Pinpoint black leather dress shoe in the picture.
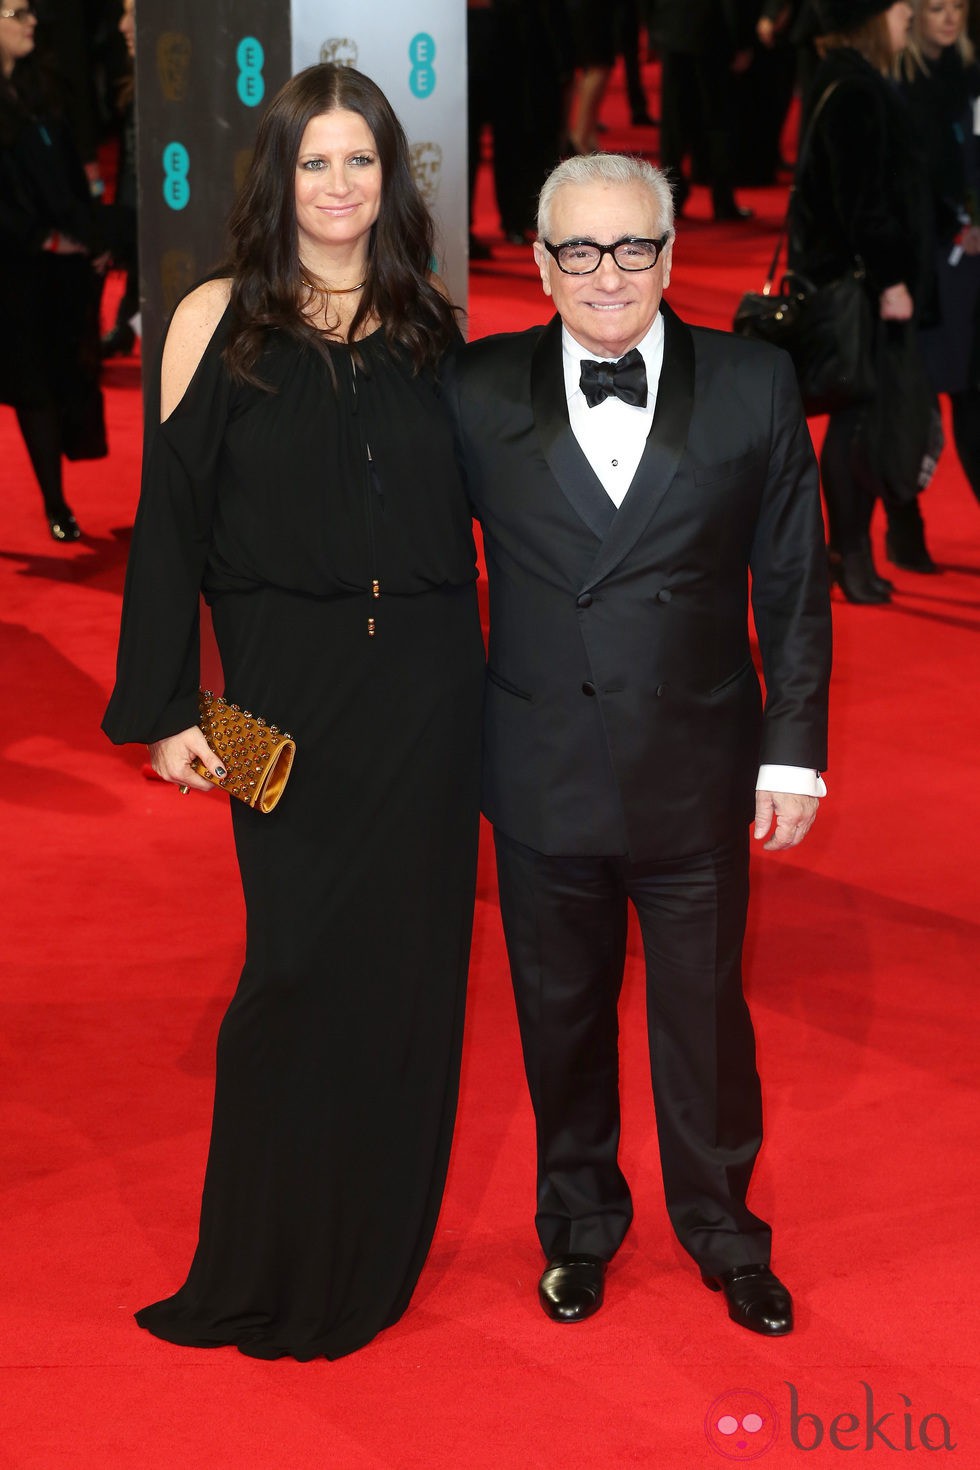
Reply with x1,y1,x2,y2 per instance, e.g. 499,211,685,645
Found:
701,1263,793,1336
539,1254,606,1323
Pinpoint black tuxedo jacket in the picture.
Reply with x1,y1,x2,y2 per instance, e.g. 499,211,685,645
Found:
445,302,832,861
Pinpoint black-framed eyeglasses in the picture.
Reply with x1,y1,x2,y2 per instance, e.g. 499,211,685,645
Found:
0,4,36,19
542,234,670,275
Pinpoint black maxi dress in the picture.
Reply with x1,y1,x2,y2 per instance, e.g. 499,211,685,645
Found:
102,309,484,1361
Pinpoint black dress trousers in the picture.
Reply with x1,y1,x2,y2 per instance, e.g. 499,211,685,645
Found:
493,827,773,1275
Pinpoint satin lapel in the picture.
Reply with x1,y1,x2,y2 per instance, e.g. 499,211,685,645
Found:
531,314,617,541
582,302,696,592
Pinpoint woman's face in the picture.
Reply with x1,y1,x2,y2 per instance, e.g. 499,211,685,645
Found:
294,109,382,263
119,0,135,60
917,0,966,56
885,0,914,53
0,2,37,76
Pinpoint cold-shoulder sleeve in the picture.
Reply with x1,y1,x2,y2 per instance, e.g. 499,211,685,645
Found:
102,311,233,744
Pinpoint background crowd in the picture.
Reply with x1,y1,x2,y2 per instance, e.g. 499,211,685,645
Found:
2,0,979,590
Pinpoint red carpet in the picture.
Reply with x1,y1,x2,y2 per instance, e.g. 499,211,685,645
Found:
1,69,978,1469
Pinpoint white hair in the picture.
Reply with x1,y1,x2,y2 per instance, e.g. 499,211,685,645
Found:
536,153,675,241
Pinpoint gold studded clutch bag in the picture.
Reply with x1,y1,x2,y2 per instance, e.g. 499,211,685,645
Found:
191,689,296,814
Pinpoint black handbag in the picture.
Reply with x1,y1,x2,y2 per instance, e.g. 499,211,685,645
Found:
732,83,876,415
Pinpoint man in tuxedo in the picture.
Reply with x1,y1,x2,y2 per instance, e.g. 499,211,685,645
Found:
445,153,831,1336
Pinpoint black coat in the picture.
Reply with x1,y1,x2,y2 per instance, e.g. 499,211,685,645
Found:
789,48,930,306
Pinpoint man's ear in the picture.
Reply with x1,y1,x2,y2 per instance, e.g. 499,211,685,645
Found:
532,242,553,299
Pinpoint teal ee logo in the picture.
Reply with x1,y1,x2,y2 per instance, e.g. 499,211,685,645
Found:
408,32,435,98
162,142,189,210
236,36,265,106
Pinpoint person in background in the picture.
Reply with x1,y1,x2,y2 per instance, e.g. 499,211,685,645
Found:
100,0,138,356
656,0,758,219
490,0,570,245
735,0,799,185
565,0,615,154
0,0,107,542
900,0,980,509
32,0,106,198
102,63,483,1362
789,0,935,600
615,0,658,126
466,0,497,260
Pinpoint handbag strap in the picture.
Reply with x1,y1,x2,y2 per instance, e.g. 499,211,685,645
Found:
763,81,842,291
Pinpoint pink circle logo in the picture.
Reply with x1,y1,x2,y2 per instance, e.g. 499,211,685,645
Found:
705,1390,780,1460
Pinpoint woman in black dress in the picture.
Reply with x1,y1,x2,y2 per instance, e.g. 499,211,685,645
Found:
102,64,484,1361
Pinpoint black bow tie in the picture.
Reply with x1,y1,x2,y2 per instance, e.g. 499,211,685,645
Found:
579,348,648,408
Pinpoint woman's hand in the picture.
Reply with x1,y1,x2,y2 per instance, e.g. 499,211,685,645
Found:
879,283,913,321
148,726,224,793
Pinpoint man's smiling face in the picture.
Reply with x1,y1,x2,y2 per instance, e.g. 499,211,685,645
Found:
533,180,673,359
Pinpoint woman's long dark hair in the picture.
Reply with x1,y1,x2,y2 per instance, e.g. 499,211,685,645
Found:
223,64,459,384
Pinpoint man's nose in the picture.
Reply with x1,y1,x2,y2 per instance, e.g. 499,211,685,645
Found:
593,254,625,286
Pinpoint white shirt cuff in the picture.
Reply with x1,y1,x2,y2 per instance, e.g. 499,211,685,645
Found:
757,765,827,798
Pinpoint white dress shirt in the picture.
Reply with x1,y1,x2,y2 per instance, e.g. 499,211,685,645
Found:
562,317,826,801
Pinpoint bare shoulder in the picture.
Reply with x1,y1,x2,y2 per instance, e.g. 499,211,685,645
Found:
160,277,233,421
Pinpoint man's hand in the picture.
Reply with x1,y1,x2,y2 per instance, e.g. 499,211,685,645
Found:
753,790,819,850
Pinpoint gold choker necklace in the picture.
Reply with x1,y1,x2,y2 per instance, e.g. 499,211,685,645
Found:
301,276,366,297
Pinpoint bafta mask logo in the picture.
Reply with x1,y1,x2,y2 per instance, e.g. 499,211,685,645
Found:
161,249,195,314
410,141,442,206
157,32,191,103
319,38,358,68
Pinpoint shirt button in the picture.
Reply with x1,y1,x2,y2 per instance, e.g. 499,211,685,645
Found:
611,458,619,467
656,684,667,697
577,593,593,609
657,589,672,603
582,681,596,696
